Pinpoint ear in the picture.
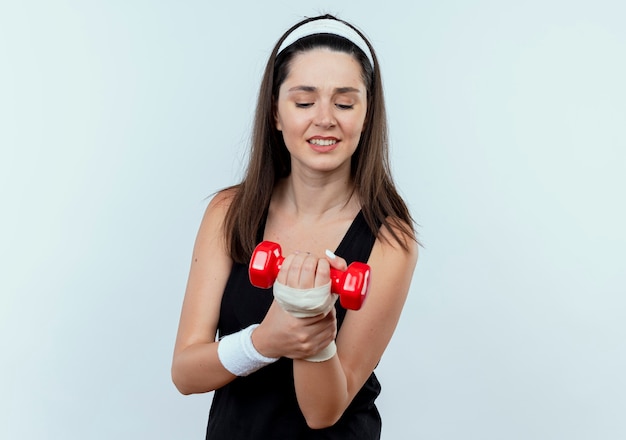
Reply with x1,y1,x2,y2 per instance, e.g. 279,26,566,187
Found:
273,99,282,131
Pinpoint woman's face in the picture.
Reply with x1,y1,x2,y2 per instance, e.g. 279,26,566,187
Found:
275,48,367,175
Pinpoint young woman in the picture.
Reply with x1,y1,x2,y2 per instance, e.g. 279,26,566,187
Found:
172,14,418,439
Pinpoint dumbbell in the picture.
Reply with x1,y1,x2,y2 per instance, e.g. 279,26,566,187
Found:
249,240,371,310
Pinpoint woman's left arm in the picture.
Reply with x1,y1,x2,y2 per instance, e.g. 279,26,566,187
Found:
293,223,419,429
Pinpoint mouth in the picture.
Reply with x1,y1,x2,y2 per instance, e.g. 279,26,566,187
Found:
308,138,338,147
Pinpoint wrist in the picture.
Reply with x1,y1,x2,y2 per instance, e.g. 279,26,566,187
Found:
251,323,279,359
217,324,279,376
305,340,337,362
273,281,335,317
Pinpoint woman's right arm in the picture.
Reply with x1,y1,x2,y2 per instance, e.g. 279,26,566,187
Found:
171,189,237,395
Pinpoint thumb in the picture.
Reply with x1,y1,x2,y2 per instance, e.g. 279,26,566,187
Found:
325,249,348,271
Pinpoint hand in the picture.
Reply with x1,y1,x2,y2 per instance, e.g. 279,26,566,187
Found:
276,249,349,288
254,251,346,359
254,300,337,360
277,251,331,289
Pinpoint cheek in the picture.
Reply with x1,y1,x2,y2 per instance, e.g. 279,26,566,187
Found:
279,113,310,137
275,105,298,133
345,114,367,137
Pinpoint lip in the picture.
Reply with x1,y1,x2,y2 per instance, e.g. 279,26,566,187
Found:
308,136,339,153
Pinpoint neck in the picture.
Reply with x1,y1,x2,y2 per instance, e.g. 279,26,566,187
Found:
275,171,357,220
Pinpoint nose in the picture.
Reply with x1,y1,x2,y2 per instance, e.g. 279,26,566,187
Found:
314,102,336,128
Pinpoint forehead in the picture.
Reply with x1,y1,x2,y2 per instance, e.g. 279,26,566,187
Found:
281,48,366,91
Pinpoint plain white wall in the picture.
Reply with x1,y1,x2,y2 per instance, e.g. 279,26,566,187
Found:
1,1,624,439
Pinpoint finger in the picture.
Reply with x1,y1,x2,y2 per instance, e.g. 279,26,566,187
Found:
285,252,306,287
325,249,348,271
284,252,317,288
297,254,318,289
315,258,331,287
276,253,296,285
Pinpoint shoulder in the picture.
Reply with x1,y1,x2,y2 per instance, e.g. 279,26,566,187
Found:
207,186,238,212
379,217,418,255
202,187,238,225
371,217,418,275
196,187,239,249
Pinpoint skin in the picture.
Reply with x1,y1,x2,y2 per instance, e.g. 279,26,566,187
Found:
171,48,418,429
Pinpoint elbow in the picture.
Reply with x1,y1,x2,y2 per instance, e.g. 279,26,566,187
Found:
172,374,215,396
171,368,192,395
171,356,224,395
306,419,339,430
172,374,203,396
173,382,194,396
171,359,197,396
303,411,342,430
175,386,194,396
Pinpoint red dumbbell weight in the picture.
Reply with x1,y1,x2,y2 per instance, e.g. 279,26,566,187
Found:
249,241,371,310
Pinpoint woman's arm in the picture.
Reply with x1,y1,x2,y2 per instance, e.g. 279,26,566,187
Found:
173,189,345,394
171,190,238,394
292,222,418,428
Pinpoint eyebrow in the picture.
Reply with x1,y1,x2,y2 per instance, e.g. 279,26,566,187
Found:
287,85,362,94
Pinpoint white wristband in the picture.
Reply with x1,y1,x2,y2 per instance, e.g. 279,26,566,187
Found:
217,324,278,376
273,281,338,362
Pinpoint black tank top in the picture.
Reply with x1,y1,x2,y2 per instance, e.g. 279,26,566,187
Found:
206,211,381,440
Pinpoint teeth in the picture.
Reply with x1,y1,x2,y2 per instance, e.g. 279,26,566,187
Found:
309,139,337,146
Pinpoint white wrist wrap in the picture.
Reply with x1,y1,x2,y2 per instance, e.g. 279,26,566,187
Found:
217,324,278,376
273,281,337,318
304,340,337,362
273,281,338,362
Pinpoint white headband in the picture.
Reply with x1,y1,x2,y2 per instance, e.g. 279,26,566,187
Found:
277,18,374,68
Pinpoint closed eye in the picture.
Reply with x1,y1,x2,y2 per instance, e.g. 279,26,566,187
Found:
295,103,313,108
336,104,354,110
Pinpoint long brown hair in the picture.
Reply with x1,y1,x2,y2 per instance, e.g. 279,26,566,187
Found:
223,14,416,263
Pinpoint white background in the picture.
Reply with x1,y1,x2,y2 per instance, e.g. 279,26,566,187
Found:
1,1,625,439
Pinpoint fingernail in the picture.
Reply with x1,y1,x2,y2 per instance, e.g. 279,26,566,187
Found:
325,249,336,259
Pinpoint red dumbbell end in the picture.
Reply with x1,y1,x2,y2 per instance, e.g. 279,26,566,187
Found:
249,241,283,288
336,262,371,310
